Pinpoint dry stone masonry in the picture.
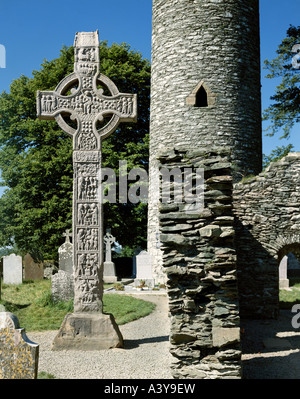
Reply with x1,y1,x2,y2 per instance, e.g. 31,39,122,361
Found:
234,153,300,319
158,147,241,379
51,230,74,302
148,0,262,282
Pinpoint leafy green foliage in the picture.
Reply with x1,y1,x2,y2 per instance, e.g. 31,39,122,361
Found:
0,42,150,259
263,25,300,139
262,144,294,169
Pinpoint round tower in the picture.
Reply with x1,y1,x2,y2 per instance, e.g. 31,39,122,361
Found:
148,0,262,281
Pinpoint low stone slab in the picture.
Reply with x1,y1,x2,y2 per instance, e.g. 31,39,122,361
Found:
0,312,39,379
51,270,74,302
52,312,124,351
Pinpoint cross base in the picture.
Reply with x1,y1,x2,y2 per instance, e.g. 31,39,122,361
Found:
103,261,117,283
52,312,123,350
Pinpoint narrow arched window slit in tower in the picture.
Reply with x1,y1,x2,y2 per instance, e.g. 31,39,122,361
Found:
196,85,208,107
186,80,216,108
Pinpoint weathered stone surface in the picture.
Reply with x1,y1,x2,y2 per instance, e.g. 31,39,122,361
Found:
148,0,262,285
158,148,241,379
212,327,240,348
37,31,137,350
23,253,43,281
234,153,300,319
58,230,73,275
134,250,154,287
103,230,117,283
0,312,39,379
52,312,123,350
51,270,74,302
103,261,117,284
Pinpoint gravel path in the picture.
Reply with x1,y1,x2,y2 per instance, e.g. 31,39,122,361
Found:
29,293,173,379
28,292,300,379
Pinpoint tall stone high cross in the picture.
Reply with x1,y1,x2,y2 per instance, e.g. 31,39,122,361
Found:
37,31,137,350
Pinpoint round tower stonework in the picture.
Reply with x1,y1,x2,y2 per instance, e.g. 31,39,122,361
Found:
148,0,262,282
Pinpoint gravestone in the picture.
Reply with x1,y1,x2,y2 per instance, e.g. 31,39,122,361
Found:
37,30,137,350
3,254,23,285
58,229,73,274
279,255,289,289
134,250,154,288
0,312,39,379
23,253,44,281
51,270,74,302
103,229,117,283
52,229,74,302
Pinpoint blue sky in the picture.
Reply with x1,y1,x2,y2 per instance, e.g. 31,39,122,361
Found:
0,0,299,160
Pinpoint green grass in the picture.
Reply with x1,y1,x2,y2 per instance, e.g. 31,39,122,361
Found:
103,294,156,325
280,283,300,309
38,371,57,379
0,279,156,331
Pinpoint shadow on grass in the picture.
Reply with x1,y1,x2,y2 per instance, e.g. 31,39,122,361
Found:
0,300,31,312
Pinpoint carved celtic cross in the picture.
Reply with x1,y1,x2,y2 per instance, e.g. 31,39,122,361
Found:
37,31,137,313
104,229,115,263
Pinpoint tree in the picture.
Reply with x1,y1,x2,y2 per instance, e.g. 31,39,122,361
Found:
262,144,294,169
0,42,150,260
263,25,300,139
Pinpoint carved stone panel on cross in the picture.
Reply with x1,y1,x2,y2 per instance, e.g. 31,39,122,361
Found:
37,76,137,147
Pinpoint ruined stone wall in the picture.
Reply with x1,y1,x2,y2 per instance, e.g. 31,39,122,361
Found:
158,147,241,379
234,153,300,319
148,0,262,282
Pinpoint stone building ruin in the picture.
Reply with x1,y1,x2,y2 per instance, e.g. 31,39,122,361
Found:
147,0,300,378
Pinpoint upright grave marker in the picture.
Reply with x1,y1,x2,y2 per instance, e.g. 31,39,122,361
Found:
3,254,23,285
37,31,137,350
134,250,154,288
52,229,74,302
58,229,73,275
23,253,44,281
0,312,39,379
103,229,117,283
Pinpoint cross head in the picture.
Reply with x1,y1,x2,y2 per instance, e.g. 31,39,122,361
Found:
62,229,72,244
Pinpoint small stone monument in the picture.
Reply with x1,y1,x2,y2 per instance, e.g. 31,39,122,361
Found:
52,229,75,302
134,250,155,288
51,270,74,302
58,229,73,274
279,255,289,289
0,312,39,379
3,254,23,285
37,30,137,350
103,229,117,283
23,253,44,281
